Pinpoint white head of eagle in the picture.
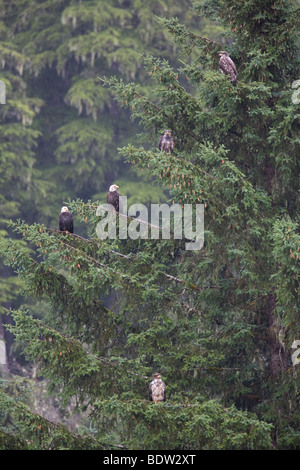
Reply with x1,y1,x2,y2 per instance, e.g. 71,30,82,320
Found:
59,206,74,233
149,372,166,403
107,184,120,212
219,51,238,87
109,184,119,193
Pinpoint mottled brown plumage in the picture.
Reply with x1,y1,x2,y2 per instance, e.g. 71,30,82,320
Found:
158,130,174,154
219,51,238,87
149,373,166,403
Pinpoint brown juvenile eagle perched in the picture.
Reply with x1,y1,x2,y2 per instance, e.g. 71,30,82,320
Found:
59,206,74,233
219,51,238,87
149,373,166,403
158,130,174,154
107,184,120,212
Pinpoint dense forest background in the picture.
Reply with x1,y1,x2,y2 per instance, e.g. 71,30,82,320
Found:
0,0,300,451
0,0,202,364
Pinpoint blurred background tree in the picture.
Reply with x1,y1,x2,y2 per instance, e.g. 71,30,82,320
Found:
0,0,208,368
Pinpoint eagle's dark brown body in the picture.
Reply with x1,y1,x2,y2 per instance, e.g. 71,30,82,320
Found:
219,51,238,87
158,130,174,154
107,184,120,212
59,207,74,233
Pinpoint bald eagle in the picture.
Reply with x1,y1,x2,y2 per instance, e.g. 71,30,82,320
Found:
107,184,120,212
219,51,238,87
158,130,174,154
59,206,74,233
149,373,166,403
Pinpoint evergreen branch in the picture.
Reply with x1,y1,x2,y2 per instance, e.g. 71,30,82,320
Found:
4,219,204,293
117,210,162,233
3,308,150,382
45,227,93,243
44,226,131,259
117,209,198,243
188,31,221,48
126,88,204,145
155,16,221,49
100,75,204,145
159,272,202,292
5,227,204,300
60,239,203,293
0,389,105,450
56,241,137,285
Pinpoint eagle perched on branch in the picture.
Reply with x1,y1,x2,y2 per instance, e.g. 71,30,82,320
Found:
219,51,238,87
107,184,120,212
158,130,174,154
149,373,166,403
59,206,74,234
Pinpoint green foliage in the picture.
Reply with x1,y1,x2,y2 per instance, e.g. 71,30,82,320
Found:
271,218,300,334
92,398,273,450
0,0,200,363
0,0,200,217
0,378,105,450
1,0,300,451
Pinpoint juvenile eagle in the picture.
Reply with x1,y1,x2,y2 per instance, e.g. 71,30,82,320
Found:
219,51,238,87
107,184,120,212
158,130,174,154
59,206,74,233
149,373,166,403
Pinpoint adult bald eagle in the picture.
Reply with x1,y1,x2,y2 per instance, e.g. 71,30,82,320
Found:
59,206,74,233
107,184,120,212
158,130,174,154
219,51,238,87
149,373,166,403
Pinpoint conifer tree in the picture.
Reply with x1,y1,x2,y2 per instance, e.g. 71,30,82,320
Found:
0,0,200,225
1,0,300,450
0,7,44,369
0,0,199,364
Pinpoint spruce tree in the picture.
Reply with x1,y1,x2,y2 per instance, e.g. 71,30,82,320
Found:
0,0,200,225
0,0,198,365
1,0,300,450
